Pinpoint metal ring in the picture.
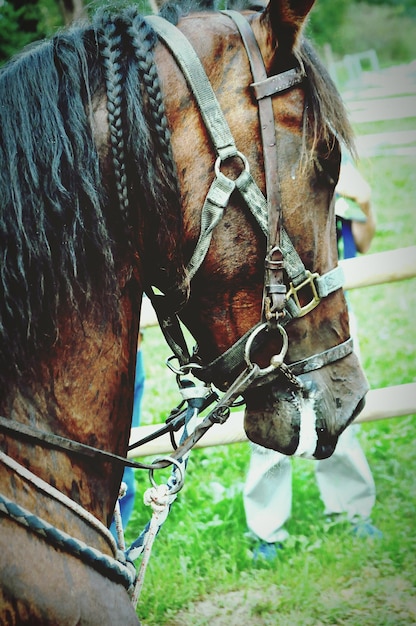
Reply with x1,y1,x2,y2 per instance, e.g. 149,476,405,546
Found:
244,322,289,376
214,150,250,179
166,356,203,376
148,456,185,495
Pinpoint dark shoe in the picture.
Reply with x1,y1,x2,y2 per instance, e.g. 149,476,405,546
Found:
252,541,283,562
351,520,383,539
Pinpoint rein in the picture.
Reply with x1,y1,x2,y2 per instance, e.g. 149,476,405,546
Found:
0,414,169,471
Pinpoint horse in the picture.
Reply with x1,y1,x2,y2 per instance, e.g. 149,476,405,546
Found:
0,0,369,622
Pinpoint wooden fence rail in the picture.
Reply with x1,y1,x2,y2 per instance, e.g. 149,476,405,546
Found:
340,246,416,290
129,246,416,459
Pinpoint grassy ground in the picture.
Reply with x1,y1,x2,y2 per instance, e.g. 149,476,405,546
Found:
125,143,416,623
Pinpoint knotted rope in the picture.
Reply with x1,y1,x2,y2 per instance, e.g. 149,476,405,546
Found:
119,380,208,607
113,481,128,552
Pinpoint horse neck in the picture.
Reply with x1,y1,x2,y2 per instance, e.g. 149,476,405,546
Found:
0,295,139,531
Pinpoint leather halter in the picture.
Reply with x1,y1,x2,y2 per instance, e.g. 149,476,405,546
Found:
146,13,351,390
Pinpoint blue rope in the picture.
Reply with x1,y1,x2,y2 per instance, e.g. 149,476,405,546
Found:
0,492,136,591
126,381,205,562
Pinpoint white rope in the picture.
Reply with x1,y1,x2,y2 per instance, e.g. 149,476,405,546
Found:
113,482,128,551
128,385,206,608
132,484,173,605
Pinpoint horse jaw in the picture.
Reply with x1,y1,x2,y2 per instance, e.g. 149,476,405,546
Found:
243,351,369,459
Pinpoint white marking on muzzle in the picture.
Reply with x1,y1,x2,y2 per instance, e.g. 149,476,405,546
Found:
294,395,318,459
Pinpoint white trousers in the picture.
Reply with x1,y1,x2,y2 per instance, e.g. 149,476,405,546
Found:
243,309,376,543
243,424,376,543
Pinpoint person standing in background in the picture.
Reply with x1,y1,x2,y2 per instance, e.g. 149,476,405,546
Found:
244,155,381,561
110,296,157,538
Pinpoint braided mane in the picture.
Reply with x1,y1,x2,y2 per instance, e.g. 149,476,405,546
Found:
0,7,183,387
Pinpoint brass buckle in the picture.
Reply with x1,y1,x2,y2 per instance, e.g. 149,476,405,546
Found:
286,270,321,317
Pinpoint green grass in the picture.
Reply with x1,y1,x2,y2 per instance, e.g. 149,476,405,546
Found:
125,152,416,625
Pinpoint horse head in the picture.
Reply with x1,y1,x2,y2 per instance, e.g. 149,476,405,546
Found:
149,0,368,459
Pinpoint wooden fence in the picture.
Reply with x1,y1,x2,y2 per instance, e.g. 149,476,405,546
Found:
129,246,416,458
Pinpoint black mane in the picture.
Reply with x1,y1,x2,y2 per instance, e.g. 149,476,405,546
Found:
0,7,183,386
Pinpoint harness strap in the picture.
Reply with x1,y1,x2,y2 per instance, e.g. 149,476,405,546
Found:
147,14,269,283
144,289,191,366
146,14,348,390
222,9,287,317
148,14,342,306
0,415,173,471
195,316,353,390
0,450,116,554
222,12,343,324
248,337,354,388
252,67,306,100
187,171,235,279
0,455,136,592
147,15,236,162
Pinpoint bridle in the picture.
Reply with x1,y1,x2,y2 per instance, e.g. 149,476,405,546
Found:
146,11,352,393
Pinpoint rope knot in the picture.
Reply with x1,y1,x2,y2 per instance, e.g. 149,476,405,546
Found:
143,484,171,514
118,481,128,499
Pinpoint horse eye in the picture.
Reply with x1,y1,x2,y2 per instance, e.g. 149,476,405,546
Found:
314,149,341,187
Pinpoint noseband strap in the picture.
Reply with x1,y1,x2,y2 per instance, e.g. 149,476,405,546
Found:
195,326,353,390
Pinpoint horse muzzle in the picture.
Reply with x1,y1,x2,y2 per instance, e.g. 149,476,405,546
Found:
243,351,369,459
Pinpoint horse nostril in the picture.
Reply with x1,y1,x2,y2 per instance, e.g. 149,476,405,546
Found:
314,443,335,460
314,429,338,460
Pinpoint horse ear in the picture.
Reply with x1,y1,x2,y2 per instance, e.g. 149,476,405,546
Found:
266,0,315,50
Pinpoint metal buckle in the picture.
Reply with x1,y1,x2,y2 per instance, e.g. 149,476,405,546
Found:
286,270,321,317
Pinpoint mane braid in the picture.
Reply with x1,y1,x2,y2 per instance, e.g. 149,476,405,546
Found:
98,13,132,244
126,10,188,301
0,7,190,389
129,22,179,201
